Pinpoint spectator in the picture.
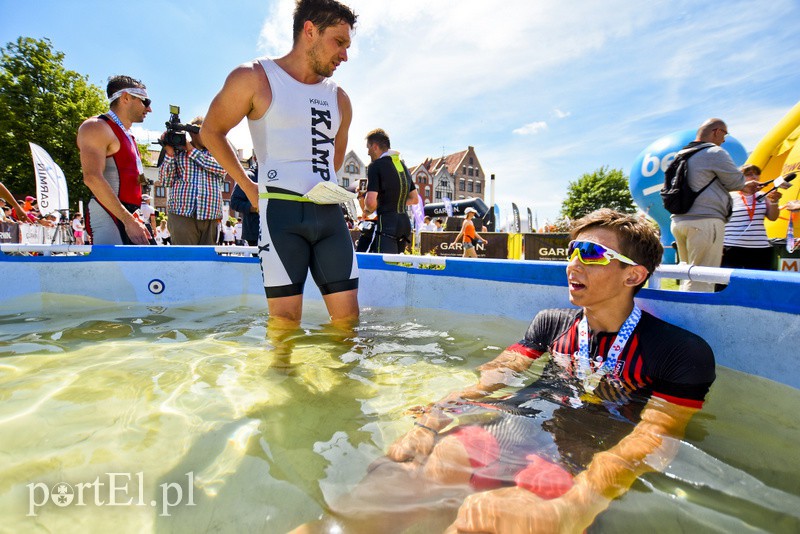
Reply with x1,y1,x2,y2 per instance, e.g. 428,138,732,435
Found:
221,219,236,245
139,194,157,236
0,181,37,223
291,209,715,534
420,216,436,232
670,118,745,291
234,217,243,246
155,219,171,245
72,213,85,245
23,196,36,212
721,164,781,271
228,156,259,247
158,115,227,245
453,207,488,258
362,128,419,253
434,218,444,231
76,75,152,245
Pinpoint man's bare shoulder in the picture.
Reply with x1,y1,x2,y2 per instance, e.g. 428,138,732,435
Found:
227,60,269,86
77,116,114,145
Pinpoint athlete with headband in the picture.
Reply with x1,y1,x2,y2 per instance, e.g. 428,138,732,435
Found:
291,209,716,534
77,75,152,245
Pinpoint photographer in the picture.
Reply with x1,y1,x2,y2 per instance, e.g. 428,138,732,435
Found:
158,116,227,245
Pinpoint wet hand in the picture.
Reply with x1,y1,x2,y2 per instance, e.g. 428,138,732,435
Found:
387,425,436,463
448,487,580,534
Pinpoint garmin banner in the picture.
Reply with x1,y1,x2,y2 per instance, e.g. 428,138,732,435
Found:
0,221,20,244
523,233,570,261
511,203,520,233
419,231,509,259
30,142,70,217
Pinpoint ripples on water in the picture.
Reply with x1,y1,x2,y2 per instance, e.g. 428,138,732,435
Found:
0,296,798,533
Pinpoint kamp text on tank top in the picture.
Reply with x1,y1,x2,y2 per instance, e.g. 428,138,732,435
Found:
248,58,341,196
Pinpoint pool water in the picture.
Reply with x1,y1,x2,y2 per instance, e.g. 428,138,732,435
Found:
0,296,798,533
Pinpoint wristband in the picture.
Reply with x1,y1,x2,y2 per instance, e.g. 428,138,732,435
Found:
414,422,438,435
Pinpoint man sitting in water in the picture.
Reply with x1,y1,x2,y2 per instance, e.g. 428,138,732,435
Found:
292,208,716,533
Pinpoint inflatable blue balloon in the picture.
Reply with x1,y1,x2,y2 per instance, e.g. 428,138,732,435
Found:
629,129,747,263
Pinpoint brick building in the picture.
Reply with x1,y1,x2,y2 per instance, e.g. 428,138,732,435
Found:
411,146,486,203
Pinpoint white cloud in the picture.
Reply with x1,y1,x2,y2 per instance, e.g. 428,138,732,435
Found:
513,121,548,136
250,0,800,223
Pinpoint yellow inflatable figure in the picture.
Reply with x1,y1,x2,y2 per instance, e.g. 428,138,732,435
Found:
746,100,800,239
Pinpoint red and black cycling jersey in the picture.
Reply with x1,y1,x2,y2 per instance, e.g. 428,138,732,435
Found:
505,308,715,410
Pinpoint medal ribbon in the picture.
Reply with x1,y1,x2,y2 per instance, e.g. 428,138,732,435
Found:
107,110,144,175
576,305,641,392
738,192,756,221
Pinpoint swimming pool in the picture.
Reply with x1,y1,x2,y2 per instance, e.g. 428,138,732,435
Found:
1,246,799,532
1,297,798,533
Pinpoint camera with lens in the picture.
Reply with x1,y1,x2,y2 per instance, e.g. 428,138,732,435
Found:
140,177,155,195
154,105,201,166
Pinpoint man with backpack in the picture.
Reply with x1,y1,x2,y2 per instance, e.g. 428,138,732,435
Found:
669,118,745,292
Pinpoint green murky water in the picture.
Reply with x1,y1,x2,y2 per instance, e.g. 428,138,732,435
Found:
0,296,798,533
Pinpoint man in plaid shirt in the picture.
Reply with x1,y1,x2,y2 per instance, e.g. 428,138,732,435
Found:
158,116,227,245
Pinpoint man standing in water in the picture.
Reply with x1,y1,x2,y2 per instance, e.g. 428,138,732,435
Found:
203,0,359,326
292,209,716,533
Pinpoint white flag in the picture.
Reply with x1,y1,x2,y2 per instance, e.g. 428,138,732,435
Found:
29,142,69,217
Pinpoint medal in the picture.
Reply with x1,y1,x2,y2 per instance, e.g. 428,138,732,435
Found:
576,306,641,393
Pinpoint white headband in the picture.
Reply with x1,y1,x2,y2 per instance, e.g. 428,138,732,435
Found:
108,87,149,104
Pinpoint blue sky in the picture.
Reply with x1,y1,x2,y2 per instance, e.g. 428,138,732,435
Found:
2,0,800,224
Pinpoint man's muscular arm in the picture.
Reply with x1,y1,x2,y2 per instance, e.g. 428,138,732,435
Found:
204,63,264,208
77,119,149,244
334,87,352,173
387,347,536,463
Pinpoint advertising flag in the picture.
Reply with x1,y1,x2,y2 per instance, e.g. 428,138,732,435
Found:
527,207,533,233
29,142,69,217
511,203,521,233
411,193,425,230
442,196,454,217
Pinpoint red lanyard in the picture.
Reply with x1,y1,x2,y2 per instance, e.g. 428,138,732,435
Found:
739,193,756,221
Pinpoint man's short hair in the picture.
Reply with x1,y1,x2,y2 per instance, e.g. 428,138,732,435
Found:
293,0,357,42
106,75,146,99
740,164,761,175
366,128,390,150
570,209,663,289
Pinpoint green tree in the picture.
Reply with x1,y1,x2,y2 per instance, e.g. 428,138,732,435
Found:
0,37,106,208
560,166,637,219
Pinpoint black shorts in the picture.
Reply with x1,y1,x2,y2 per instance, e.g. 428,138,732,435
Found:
258,195,359,298
373,212,411,254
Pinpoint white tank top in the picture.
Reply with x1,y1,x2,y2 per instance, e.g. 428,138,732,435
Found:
249,58,341,196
